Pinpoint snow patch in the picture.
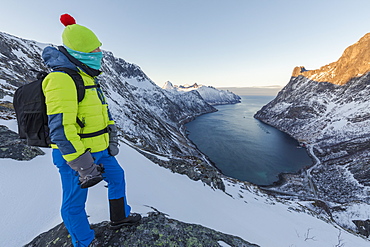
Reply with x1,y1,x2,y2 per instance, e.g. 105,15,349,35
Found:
218,241,232,247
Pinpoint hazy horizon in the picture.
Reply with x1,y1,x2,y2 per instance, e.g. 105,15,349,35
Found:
217,86,282,96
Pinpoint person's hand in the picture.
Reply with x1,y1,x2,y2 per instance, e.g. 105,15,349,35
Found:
67,150,104,188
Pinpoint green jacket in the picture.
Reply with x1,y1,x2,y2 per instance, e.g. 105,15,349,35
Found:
42,46,114,162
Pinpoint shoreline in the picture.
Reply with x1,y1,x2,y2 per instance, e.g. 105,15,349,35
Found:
184,96,314,188
254,115,319,189
259,143,319,196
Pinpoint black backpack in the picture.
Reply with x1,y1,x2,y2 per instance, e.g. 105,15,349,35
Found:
13,67,88,147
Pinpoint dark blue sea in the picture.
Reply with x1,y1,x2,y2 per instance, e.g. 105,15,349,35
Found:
185,95,312,186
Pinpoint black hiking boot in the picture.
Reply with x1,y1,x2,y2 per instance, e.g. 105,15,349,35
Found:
109,213,142,230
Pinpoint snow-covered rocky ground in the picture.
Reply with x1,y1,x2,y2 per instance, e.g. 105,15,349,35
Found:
254,68,370,237
1,118,369,247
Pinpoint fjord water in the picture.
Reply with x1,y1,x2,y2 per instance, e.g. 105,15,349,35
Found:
185,95,312,186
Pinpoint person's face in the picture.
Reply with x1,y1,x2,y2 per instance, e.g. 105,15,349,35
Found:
91,47,101,53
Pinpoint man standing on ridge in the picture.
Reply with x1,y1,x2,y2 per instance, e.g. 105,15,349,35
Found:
41,13,141,246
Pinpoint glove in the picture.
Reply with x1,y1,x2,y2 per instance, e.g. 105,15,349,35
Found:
67,150,104,188
108,124,119,156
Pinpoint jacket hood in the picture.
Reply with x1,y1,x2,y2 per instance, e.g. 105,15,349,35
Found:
42,46,102,78
42,46,78,71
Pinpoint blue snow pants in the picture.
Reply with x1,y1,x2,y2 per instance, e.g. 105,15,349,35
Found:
52,149,132,247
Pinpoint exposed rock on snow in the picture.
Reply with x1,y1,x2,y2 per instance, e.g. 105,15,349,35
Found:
0,125,44,160
353,220,370,238
0,100,16,120
25,211,258,247
162,81,241,105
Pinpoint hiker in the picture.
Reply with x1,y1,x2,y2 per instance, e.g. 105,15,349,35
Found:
41,14,141,246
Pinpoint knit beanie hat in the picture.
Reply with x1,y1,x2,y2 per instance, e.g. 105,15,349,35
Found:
60,14,102,53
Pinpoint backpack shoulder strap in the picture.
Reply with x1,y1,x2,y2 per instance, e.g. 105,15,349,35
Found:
50,68,99,129
54,67,85,102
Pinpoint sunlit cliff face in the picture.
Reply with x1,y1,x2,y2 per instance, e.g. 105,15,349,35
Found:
292,33,370,85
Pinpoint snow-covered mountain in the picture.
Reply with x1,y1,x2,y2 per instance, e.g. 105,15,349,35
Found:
255,32,370,236
162,81,241,105
1,31,370,246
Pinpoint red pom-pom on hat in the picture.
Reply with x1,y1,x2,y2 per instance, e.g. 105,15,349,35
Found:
60,14,76,26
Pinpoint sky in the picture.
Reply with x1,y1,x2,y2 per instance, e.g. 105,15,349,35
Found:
2,0,370,88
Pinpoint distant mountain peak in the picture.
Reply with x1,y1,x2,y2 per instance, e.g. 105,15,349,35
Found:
162,81,175,90
292,32,370,85
161,82,241,105
163,82,202,91
179,83,201,89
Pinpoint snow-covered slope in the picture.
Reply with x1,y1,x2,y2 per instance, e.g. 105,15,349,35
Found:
0,32,48,90
162,81,241,105
256,72,370,201
1,119,369,247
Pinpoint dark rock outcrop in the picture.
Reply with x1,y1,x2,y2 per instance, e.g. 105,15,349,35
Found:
25,211,259,247
353,220,370,238
0,125,44,160
0,101,16,120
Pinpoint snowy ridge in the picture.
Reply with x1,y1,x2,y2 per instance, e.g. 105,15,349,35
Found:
0,31,49,86
292,33,370,86
255,65,370,236
162,81,241,105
